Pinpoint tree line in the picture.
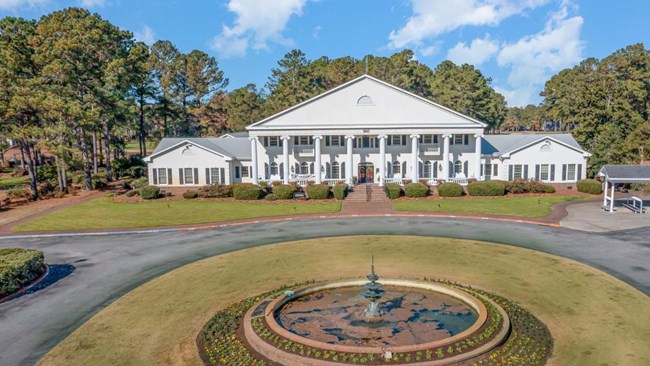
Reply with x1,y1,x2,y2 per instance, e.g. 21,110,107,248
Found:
1,7,648,199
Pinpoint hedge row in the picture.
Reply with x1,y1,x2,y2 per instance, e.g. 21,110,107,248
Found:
577,179,602,194
0,249,46,298
306,184,330,199
467,180,507,196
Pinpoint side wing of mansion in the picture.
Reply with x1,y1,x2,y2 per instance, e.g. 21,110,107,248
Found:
144,75,591,187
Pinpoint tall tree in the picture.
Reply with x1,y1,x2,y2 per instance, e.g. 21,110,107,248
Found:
265,49,315,114
222,84,264,132
127,42,155,156
149,40,180,137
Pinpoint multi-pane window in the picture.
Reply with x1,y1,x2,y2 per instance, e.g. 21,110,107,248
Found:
423,161,432,178
184,168,194,184
483,163,492,177
418,135,438,144
567,164,576,181
300,162,310,175
392,161,401,175
268,136,279,147
240,166,249,178
158,169,168,185
513,165,523,180
328,136,342,146
294,136,312,145
540,164,549,181
270,163,279,176
390,135,406,146
331,162,340,179
454,134,464,145
210,168,220,184
454,161,463,176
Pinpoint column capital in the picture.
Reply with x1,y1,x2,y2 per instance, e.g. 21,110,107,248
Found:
248,136,259,142
474,133,484,138
344,135,355,140
280,135,291,140
312,135,323,140
442,133,453,139
377,134,388,140
409,134,420,139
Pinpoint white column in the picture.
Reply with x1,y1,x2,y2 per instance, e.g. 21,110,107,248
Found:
345,135,354,185
609,182,615,212
474,134,483,181
314,135,322,184
249,137,259,184
281,135,290,185
410,134,420,181
378,135,387,187
603,181,608,206
442,134,451,180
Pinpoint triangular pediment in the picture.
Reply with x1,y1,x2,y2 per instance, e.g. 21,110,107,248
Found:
247,75,486,131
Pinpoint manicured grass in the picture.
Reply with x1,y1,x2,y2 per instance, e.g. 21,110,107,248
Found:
0,175,29,188
124,141,158,152
13,197,341,232
38,236,650,366
394,195,585,217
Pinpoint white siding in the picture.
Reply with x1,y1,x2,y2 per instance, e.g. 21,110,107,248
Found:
148,144,232,186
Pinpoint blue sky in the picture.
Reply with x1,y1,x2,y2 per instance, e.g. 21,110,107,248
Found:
1,0,648,107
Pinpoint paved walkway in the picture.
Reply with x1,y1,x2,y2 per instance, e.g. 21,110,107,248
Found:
561,200,650,232
0,217,648,365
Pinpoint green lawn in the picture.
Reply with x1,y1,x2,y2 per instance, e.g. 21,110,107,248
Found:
393,195,585,218
125,141,158,152
0,175,29,188
14,197,341,232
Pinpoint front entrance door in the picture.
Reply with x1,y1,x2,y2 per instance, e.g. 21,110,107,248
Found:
358,163,374,184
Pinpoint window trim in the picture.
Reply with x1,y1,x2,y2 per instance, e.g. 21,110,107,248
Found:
210,167,220,184
157,168,168,185
513,165,523,180
183,167,195,185
540,164,550,181
567,164,576,181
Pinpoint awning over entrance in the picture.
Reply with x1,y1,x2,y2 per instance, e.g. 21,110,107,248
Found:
598,165,650,213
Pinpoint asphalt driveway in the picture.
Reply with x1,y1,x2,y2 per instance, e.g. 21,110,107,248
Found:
0,217,648,365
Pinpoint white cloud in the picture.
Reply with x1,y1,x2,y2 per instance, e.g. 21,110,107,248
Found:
496,2,583,106
210,0,308,58
447,35,499,65
0,0,48,10
388,0,550,50
80,0,105,7
134,25,155,45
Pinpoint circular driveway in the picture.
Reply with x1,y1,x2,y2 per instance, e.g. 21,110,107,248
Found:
0,217,649,366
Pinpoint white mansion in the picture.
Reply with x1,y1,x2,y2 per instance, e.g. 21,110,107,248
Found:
145,75,590,187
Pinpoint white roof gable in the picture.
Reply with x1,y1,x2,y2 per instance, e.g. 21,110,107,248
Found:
247,75,487,131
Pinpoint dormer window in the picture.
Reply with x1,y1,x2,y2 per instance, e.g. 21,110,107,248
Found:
357,95,374,106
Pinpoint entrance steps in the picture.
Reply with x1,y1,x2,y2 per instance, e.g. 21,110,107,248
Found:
345,184,390,203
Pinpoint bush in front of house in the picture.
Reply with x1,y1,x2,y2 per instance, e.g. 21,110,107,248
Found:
130,177,149,189
264,193,277,201
232,183,265,200
140,185,161,200
183,190,199,199
272,184,297,200
467,180,507,196
437,182,464,197
544,185,556,193
384,183,403,199
125,190,139,197
577,179,602,194
404,182,429,197
333,183,348,200
198,184,233,198
0,248,46,297
306,184,330,199
505,179,548,194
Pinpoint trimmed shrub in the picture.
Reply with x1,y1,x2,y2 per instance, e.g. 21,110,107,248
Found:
506,179,548,194
437,182,464,197
130,177,149,189
467,180,507,196
125,190,139,197
264,194,277,201
7,187,31,200
544,185,556,193
333,183,348,200
0,248,46,297
140,185,161,200
272,184,297,200
577,179,602,194
183,190,199,199
232,183,264,200
404,182,429,197
199,184,233,198
384,183,403,199
306,184,330,199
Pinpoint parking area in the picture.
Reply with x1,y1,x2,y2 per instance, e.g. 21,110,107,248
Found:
561,197,650,232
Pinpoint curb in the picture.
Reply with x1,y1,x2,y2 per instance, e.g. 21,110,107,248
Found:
0,214,560,240
0,264,50,304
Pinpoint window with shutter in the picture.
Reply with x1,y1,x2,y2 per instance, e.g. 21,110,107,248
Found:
509,165,514,181
235,166,240,179
577,164,582,180
550,165,555,181
463,134,469,145
220,168,225,184
493,164,498,178
341,162,346,179
562,164,567,181
179,168,184,185
153,168,158,185
167,168,172,185
205,168,210,184
523,165,529,180
535,165,540,180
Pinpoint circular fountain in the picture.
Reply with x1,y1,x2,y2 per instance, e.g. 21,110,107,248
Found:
241,257,511,365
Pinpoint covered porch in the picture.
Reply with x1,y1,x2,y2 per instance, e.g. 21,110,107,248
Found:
598,165,650,213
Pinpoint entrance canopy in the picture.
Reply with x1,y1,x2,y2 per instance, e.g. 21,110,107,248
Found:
598,165,650,213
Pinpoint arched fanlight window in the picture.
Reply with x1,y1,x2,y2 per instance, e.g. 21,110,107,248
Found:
454,160,463,176
270,162,278,176
300,162,310,175
357,95,374,106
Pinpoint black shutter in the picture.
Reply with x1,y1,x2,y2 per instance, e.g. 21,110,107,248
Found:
179,168,184,185
263,137,268,147
168,168,172,185
524,165,529,180
577,164,582,181
402,135,406,145
432,162,437,178
194,168,199,184
508,165,514,181
294,136,298,145
464,134,469,145
325,136,330,146
265,163,269,179
550,165,555,181
480,164,484,176
205,168,210,184
235,166,240,179
341,162,346,179
493,164,498,177
152,168,158,185
387,136,392,146
280,163,284,179
450,135,455,145
434,135,439,144
463,161,468,176
535,165,540,180
562,164,567,181
220,168,225,184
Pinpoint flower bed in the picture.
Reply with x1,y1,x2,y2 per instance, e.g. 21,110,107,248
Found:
198,280,551,366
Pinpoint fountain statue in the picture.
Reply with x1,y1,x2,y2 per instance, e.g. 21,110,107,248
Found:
361,255,385,317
